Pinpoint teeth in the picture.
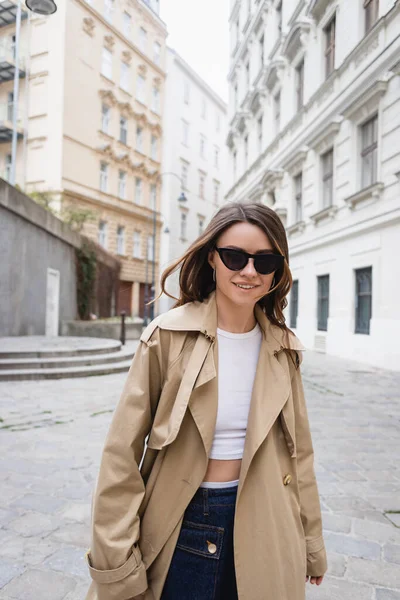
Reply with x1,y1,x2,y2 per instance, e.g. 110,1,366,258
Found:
235,284,255,289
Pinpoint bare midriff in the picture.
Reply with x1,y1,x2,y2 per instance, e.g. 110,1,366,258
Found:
203,458,242,482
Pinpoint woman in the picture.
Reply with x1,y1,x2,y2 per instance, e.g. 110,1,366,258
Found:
85,202,327,600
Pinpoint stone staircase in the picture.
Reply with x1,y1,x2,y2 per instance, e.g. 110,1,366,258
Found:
0,336,138,381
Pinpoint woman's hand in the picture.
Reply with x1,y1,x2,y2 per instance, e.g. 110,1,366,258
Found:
306,575,324,585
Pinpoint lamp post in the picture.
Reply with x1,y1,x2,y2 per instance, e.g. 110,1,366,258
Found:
143,172,187,326
25,0,57,14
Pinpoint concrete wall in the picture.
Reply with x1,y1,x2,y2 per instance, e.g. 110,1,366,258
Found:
0,180,79,336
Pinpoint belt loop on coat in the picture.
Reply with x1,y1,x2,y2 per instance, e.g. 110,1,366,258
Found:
202,488,209,516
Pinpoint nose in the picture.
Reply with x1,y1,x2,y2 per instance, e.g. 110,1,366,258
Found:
240,257,258,277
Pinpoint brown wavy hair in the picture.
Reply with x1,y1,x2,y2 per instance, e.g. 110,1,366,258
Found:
156,202,294,335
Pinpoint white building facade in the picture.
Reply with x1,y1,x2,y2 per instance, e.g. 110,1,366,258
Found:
159,47,228,314
226,0,400,371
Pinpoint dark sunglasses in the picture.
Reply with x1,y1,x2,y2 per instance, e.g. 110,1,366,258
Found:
215,247,284,275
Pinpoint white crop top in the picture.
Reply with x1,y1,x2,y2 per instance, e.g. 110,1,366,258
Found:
209,322,262,460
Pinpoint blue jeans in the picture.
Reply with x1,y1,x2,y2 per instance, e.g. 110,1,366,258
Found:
161,485,239,600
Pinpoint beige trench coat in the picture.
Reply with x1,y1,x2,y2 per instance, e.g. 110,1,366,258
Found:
85,291,328,600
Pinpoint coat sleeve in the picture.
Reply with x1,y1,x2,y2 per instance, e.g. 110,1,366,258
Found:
86,331,162,600
291,355,328,578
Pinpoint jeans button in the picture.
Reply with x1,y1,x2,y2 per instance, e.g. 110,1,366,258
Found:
206,541,217,554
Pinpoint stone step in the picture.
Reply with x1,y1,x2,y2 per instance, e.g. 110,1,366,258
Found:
0,359,134,381
0,336,122,359
0,344,136,371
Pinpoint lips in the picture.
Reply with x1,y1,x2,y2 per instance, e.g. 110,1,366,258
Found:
234,283,258,290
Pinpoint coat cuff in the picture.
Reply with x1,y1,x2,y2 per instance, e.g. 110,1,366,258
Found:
306,535,328,577
86,546,148,600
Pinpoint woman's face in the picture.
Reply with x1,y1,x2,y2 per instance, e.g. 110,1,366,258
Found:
208,222,276,307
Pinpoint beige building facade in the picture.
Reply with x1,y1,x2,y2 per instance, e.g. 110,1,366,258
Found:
1,0,167,318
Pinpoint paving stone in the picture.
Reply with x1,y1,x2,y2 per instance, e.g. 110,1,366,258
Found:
306,576,374,600
384,544,400,565
0,560,25,589
385,513,400,527
376,589,400,600
60,503,91,524
353,518,400,545
6,512,59,537
43,546,90,580
322,512,352,534
49,522,90,548
324,531,381,560
1,569,76,600
0,535,58,566
10,494,66,515
326,551,347,577
346,557,400,588
323,496,375,512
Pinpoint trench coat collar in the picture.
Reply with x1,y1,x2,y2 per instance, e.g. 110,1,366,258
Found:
157,290,305,356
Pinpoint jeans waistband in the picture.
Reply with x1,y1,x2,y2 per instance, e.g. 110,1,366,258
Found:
191,484,238,507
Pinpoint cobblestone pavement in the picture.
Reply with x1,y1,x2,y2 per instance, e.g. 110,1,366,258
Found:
0,350,399,600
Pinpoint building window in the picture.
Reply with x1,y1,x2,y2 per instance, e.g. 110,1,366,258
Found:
257,116,263,154
325,16,336,78
151,135,158,161
182,119,189,146
98,221,107,248
198,216,205,236
365,0,379,33
10,34,16,60
361,114,378,189
7,91,13,121
133,231,142,258
152,87,160,113
322,148,334,208
154,41,161,65
5,153,11,181
290,280,299,329
200,135,206,158
184,79,190,104
180,212,187,240
135,177,142,203
294,172,303,222
101,104,110,133
296,60,304,111
213,180,219,205
119,116,128,144
214,146,219,168
147,234,155,261
276,1,282,37
101,47,112,80
355,267,372,334
120,63,130,92
136,74,145,103
199,172,205,199
181,161,189,189
245,60,250,89
259,34,264,69
317,275,330,331
244,135,249,169
150,184,157,210
104,0,114,23
201,97,207,119
273,91,281,134
139,27,147,53
118,170,127,199
136,126,143,153
117,226,125,255
123,12,131,38
100,162,108,192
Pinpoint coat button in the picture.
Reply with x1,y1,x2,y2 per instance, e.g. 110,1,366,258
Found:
283,474,292,486
206,541,217,554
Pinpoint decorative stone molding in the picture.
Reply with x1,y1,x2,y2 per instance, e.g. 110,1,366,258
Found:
138,64,147,76
122,50,132,64
281,20,310,63
226,129,238,149
353,30,380,68
286,220,306,236
149,122,162,135
104,35,115,52
82,17,95,37
118,101,134,117
249,88,267,114
342,77,389,123
98,89,118,106
264,58,286,90
135,112,147,127
305,116,343,154
261,168,284,191
274,206,287,223
153,76,162,89
310,204,338,224
307,0,333,22
281,146,309,176
344,182,384,210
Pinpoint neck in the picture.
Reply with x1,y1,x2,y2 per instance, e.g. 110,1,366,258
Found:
215,288,257,334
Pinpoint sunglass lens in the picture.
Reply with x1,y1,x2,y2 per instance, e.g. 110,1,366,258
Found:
255,254,283,275
220,249,246,271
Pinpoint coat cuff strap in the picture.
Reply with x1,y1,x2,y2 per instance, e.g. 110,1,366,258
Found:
86,546,141,584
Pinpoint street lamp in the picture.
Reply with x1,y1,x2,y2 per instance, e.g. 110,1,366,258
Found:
25,0,57,14
143,172,187,326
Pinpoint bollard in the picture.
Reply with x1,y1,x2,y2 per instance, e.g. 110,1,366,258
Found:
120,310,126,346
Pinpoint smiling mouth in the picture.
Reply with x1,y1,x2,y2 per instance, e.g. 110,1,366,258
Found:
233,283,258,290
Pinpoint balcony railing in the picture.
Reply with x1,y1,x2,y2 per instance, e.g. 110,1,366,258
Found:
0,40,26,82
0,102,24,142
0,0,28,28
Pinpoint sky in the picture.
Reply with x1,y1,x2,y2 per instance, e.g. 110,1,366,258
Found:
159,0,230,103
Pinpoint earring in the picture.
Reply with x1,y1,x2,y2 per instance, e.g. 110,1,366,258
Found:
213,268,216,282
